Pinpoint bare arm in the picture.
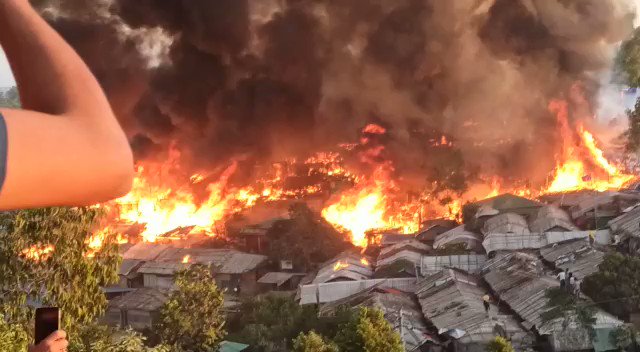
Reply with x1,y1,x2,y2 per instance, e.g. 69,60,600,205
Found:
0,0,133,209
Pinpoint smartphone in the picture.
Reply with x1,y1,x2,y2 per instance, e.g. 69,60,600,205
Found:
35,307,60,345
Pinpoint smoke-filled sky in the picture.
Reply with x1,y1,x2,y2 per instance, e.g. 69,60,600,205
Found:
2,0,640,191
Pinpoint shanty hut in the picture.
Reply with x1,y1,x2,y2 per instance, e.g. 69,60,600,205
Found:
529,206,578,233
416,269,533,352
137,247,268,295
609,203,640,253
117,259,145,288
376,239,430,278
297,278,418,305
257,272,306,291
464,194,544,231
420,254,487,276
539,239,605,279
313,252,373,284
236,217,285,253
104,288,169,330
433,225,484,253
482,213,530,236
415,219,458,245
482,253,622,352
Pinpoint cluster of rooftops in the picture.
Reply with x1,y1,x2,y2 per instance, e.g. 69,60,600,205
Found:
106,191,640,352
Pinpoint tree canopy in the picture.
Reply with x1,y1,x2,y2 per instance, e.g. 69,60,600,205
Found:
616,28,640,88
266,203,352,271
486,336,515,352
0,207,121,335
582,253,640,319
292,331,338,352
156,265,226,352
334,307,403,352
624,97,640,153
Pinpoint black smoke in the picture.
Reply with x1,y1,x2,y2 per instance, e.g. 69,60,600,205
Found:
36,0,635,192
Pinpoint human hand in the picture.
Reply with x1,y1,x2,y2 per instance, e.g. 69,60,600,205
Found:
28,330,68,352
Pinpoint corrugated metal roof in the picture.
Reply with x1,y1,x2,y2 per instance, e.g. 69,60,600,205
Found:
118,259,144,277
258,272,305,286
609,204,640,239
108,287,169,311
151,248,268,274
420,255,487,275
313,252,373,284
539,240,605,279
483,230,609,254
529,206,578,233
415,269,532,346
219,341,250,352
379,239,430,259
481,253,557,333
122,243,171,261
377,249,423,268
298,278,418,304
137,261,190,275
433,225,483,250
482,213,530,236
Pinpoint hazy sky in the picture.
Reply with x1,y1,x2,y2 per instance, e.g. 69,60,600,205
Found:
0,49,14,87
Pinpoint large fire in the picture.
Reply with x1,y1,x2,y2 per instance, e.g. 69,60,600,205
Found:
91,95,635,250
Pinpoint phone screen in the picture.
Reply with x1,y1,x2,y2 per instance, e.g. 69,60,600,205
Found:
35,307,59,345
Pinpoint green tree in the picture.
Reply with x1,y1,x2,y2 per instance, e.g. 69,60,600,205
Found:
266,203,351,271
334,307,403,352
616,28,640,88
582,253,640,320
0,314,29,351
71,324,172,352
0,207,121,339
156,265,226,352
292,331,338,352
541,287,596,335
228,294,320,352
486,336,515,352
624,98,640,153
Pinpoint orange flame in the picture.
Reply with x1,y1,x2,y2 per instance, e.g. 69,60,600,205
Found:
360,257,369,266
333,260,349,271
545,99,633,193
182,255,191,264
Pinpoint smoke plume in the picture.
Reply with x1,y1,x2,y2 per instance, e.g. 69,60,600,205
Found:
35,0,636,192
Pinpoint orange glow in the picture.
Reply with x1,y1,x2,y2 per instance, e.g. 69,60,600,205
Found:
360,257,369,266
182,255,191,263
85,228,127,258
545,99,633,193
333,261,349,271
363,124,386,134
21,245,54,262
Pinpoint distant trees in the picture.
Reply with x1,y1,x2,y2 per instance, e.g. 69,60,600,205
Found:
0,86,20,108
156,265,226,352
266,203,352,271
486,336,515,352
582,253,640,320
